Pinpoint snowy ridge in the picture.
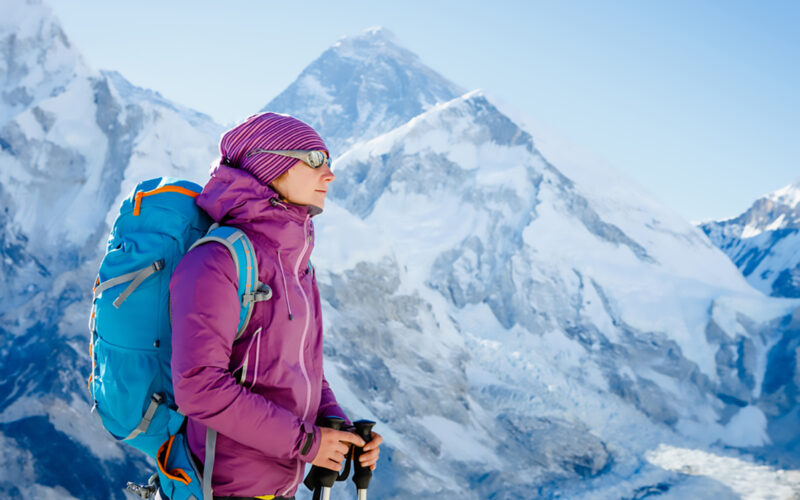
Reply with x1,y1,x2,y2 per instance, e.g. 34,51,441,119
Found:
699,177,800,297
0,66,221,283
100,70,222,137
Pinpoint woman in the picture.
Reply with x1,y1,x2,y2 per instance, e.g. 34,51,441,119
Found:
169,112,382,499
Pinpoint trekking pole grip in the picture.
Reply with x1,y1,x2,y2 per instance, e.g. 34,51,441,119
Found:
304,416,347,498
352,420,376,494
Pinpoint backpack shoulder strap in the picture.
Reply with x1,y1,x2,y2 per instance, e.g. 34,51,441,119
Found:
189,226,272,340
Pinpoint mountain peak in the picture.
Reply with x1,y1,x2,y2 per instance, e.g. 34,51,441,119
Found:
768,176,800,209
0,0,89,127
356,26,398,42
329,26,404,60
263,27,465,155
699,174,800,297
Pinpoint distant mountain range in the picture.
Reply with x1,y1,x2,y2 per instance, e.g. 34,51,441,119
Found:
699,179,800,299
1,1,799,499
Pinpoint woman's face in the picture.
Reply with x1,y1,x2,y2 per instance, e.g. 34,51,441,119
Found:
270,158,335,208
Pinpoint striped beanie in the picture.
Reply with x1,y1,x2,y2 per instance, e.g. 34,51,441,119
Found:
217,112,327,185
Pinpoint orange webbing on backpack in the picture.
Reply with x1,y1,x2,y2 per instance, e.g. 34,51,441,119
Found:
157,435,192,485
88,277,99,392
133,186,201,216
87,340,94,392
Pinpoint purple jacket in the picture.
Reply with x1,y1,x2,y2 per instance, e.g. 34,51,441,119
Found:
170,164,349,497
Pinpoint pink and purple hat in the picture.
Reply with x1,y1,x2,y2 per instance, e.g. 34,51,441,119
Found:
217,112,327,185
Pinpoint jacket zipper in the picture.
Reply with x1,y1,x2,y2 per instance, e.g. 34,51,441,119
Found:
276,250,294,320
284,214,314,497
237,327,262,387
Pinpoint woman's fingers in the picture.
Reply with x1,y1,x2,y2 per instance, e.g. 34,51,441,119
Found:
363,432,383,452
315,427,382,472
332,441,350,456
360,431,383,467
334,429,366,448
324,458,342,471
358,446,380,467
313,427,360,471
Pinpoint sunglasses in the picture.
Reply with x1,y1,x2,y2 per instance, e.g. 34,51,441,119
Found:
245,148,331,169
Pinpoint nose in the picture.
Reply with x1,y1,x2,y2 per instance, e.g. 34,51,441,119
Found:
321,163,335,182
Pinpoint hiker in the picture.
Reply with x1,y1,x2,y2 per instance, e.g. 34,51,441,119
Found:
167,112,383,499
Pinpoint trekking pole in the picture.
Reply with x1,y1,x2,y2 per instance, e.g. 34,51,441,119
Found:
351,420,376,500
304,416,348,500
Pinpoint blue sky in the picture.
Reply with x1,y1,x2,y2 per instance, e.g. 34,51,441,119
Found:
47,0,799,223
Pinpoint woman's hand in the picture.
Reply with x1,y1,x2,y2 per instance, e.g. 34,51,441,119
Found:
358,431,383,471
311,427,365,471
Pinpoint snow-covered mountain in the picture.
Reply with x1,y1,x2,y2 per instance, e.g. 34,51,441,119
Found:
0,1,223,498
0,0,83,129
303,90,800,498
1,2,799,499
699,179,800,299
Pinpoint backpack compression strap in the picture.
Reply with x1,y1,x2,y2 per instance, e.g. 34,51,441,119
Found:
188,225,272,340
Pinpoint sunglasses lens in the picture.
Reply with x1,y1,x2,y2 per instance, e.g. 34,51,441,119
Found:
306,151,323,168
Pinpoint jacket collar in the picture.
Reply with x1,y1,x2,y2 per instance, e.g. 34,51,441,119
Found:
197,164,322,226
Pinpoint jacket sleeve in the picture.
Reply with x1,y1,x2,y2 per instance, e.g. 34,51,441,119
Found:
170,242,320,462
317,372,351,426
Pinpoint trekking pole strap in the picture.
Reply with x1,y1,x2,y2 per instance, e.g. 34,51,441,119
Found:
336,448,352,482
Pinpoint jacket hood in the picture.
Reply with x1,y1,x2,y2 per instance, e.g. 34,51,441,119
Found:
197,164,322,226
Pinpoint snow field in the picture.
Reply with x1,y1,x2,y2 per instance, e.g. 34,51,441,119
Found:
646,444,800,499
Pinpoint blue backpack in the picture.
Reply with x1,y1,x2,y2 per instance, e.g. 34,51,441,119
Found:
88,177,271,500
